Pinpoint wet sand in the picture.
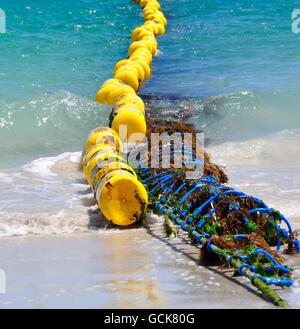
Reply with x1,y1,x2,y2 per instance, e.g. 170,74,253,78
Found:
0,225,298,309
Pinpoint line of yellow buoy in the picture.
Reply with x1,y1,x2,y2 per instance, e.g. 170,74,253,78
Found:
82,0,167,226
97,0,167,140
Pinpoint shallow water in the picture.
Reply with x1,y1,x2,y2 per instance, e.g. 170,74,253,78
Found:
208,130,300,227
0,152,91,236
1,0,300,165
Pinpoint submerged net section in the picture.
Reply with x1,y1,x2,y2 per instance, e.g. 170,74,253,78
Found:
135,119,300,306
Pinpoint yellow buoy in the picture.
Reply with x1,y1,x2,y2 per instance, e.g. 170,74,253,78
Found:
95,79,124,104
85,151,125,184
144,21,165,35
129,40,153,57
95,170,148,226
131,27,154,41
114,102,145,116
90,161,137,192
96,80,136,105
141,0,160,10
111,109,147,143
84,127,123,154
107,85,136,105
129,47,153,64
87,0,168,225
83,144,117,178
129,57,151,78
115,93,145,113
115,60,145,82
114,68,140,91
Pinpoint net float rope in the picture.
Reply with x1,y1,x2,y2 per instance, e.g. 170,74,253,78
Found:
135,137,300,307
80,1,299,307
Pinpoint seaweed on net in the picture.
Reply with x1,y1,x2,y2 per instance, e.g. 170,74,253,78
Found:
136,118,300,307
145,118,228,183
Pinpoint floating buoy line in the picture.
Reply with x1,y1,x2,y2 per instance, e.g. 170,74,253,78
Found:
81,0,300,307
83,0,167,226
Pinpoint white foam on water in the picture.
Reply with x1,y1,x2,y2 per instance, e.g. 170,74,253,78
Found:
0,91,109,168
0,173,13,184
0,128,299,237
0,151,157,237
0,152,106,237
22,152,81,179
208,129,300,167
208,129,300,229
0,209,91,237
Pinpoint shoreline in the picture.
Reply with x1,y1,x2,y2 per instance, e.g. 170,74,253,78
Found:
0,230,283,309
1,149,299,308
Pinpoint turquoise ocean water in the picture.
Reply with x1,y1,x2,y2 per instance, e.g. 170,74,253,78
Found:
0,0,300,236
1,0,300,165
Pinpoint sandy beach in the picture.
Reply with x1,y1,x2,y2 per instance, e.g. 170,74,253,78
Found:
0,231,278,309
0,223,299,309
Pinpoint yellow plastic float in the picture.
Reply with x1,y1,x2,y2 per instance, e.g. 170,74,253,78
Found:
83,0,167,226
96,79,136,105
113,102,145,116
83,126,148,226
83,144,117,178
85,150,125,185
115,94,145,113
95,170,148,226
90,161,137,192
111,109,147,143
95,0,167,142
84,127,123,154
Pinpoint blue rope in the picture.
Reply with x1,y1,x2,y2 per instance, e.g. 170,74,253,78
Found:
141,163,300,286
180,184,204,205
252,249,291,273
248,207,272,215
234,234,249,240
180,221,187,230
197,219,206,230
174,182,187,195
206,241,213,252
166,182,176,195
255,275,292,287
193,194,219,216
224,190,247,197
293,240,300,253
238,264,256,276
279,214,293,234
